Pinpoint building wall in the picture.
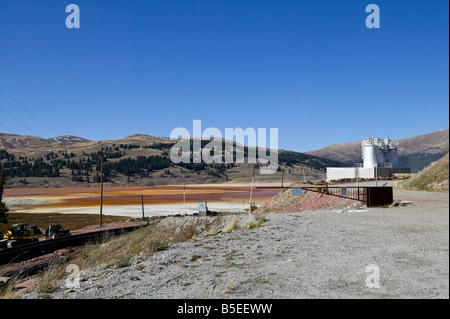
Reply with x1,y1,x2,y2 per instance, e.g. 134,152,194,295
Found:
326,167,393,181
327,167,373,181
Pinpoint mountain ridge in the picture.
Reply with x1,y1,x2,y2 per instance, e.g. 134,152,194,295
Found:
1,129,447,187
0,132,344,187
305,129,449,172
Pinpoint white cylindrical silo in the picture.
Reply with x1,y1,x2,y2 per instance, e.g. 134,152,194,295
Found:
363,139,377,168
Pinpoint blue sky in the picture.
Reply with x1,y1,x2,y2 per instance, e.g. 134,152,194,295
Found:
0,0,448,152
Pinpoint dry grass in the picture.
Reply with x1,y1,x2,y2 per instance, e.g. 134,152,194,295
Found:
25,213,270,297
35,258,66,294
222,279,234,294
23,217,222,296
395,153,449,193
73,217,222,270
223,216,240,233
0,277,18,299
1,257,69,298
245,213,269,229
73,214,269,270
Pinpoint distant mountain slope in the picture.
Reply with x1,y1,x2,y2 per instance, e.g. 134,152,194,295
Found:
0,132,345,187
0,133,91,150
101,134,172,146
397,153,449,192
47,135,92,146
305,141,361,165
305,129,449,172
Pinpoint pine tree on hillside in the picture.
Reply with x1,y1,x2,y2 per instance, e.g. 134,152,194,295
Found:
0,168,9,223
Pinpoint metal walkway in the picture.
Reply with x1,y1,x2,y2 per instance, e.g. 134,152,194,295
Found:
256,185,394,207
300,186,393,207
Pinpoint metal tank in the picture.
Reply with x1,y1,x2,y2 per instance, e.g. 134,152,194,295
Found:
362,136,399,168
362,138,378,168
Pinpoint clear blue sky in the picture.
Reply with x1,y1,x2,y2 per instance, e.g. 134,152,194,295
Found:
0,0,448,152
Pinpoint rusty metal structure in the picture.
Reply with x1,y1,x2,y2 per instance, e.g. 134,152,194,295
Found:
256,184,394,207
302,186,393,207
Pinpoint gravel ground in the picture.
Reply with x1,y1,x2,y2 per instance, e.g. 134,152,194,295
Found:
21,189,449,299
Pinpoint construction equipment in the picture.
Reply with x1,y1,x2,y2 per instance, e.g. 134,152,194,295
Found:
42,224,70,239
0,223,42,248
243,203,257,214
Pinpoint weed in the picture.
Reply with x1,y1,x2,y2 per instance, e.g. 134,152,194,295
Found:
246,214,268,229
190,255,202,262
223,279,235,294
223,217,240,233
0,277,18,299
36,258,65,294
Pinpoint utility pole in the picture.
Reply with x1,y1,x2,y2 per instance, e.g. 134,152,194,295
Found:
99,157,103,226
281,169,284,188
376,165,378,186
375,152,379,187
249,165,256,214
141,194,145,218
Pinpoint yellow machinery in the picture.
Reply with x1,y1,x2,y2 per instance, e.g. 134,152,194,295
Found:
0,223,42,248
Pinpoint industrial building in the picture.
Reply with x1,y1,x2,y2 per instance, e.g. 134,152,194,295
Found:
326,136,410,181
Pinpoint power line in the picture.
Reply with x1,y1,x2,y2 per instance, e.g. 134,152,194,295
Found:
0,87,57,136
0,101,41,137
0,121,20,135
0,91,49,163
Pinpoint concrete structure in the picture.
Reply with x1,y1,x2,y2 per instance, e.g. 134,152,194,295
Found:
362,137,398,168
326,136,409,181
327,167,392,181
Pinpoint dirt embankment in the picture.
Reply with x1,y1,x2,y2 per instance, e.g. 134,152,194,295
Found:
396,153,449,193
255,183,360,214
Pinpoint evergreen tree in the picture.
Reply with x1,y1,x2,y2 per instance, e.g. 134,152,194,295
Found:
0,168,9,223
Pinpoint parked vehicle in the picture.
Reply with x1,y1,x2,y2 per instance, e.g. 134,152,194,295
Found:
42,224,71,239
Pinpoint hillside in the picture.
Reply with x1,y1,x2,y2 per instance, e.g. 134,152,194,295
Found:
0,133,91,149
396,153,449,193
305,129,449,172
0,133,346,188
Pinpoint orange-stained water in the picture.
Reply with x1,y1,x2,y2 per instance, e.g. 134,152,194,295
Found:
4,185,281,209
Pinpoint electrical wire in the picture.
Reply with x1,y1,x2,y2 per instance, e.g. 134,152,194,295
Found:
0,121,20,135
0,101,41,137
0,87,57,136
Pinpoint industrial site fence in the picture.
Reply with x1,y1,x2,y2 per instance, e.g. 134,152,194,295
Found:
301,186,393,207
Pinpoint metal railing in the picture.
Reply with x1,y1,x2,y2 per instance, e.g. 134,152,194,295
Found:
301,186,393,207
302,186,368,203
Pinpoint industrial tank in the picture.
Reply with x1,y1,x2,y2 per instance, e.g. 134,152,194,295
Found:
362,137,399,168
362,138,378,168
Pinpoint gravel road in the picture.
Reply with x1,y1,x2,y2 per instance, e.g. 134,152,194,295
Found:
22,189,449,299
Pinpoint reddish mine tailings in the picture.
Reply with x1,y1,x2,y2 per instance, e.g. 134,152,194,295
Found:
255,182,360,214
